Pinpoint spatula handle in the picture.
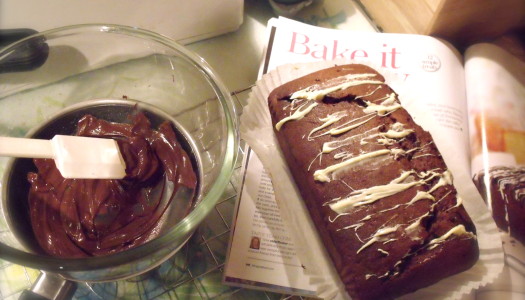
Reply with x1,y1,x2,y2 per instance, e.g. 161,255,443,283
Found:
0,136,54,159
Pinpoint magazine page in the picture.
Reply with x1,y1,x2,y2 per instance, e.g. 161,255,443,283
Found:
222,146,317,296
465,43,525,299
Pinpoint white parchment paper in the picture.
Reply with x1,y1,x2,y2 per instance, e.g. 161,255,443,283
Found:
240,60,504,299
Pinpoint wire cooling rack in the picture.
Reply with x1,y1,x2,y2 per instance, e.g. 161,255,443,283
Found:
0,87,307,300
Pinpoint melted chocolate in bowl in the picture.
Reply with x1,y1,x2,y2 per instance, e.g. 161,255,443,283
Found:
3,99,202,258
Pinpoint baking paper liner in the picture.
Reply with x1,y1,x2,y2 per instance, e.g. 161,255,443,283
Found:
240,59,504,299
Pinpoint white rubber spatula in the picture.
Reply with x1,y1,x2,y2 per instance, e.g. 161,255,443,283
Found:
0,135,126,179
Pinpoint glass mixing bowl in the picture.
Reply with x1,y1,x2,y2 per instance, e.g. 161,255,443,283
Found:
0,24,239,282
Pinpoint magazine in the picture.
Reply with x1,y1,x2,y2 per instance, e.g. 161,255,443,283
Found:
224,17,524,299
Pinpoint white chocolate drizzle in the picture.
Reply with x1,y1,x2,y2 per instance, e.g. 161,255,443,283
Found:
290,73,383,101
333,151,354,161
411,153,436,159
314,149,391,183
382,122,414,139
357,225,401,254
328,169,450,214
405,211,431,234
307,152,323,171
308,112,347,140
360,215,372,221
410,142,435,159
428,170,453,193
363,93,401,116
366,271,391,280
447,196,463,211
327,212,347,223
405,190,454,237
275,101,318,131
327,115,376,136
339,222,364,232
323,136,358,154
378,248,389,256
360,86,383,99
389,148,407,160
323,125,382,152
362,122,414,145
407,190,435,206
427,225,477,250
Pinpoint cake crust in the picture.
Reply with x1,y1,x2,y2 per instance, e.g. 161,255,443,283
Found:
268,64,479,300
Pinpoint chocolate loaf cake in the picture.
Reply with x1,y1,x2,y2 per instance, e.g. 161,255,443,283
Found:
268,64,479,300
473,166,525,245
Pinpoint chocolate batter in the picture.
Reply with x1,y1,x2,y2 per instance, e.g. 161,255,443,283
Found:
27,113,197,257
